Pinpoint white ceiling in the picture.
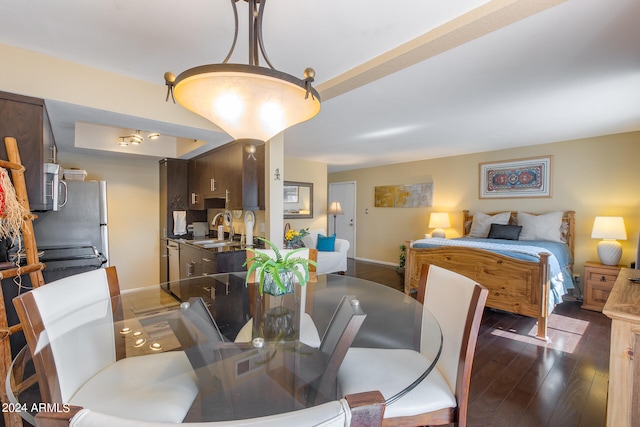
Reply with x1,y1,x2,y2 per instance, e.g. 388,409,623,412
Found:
0,0,638,172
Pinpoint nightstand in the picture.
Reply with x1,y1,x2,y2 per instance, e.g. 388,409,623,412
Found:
582,261,622,312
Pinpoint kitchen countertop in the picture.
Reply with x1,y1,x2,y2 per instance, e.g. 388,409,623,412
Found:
165,236,265,253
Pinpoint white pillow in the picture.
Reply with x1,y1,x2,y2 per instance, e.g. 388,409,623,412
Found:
301,229,321,249
469,212,511,238
517,211,563,242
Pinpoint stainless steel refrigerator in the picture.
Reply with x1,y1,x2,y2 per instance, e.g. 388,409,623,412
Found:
32,180,109,282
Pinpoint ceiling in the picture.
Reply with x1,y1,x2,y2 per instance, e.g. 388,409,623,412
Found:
0,0,638,172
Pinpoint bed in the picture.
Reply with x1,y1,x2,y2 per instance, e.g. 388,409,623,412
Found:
404,210,575,340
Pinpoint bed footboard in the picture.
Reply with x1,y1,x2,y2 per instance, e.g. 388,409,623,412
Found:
405,246,551,340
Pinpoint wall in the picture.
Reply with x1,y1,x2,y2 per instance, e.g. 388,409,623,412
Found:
58,151,160,290
329,132,640,278
284,156,328,234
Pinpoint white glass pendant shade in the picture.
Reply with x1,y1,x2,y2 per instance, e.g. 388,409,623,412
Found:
174,65,321,142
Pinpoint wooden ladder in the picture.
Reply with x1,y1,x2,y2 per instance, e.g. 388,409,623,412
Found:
0,136,45,427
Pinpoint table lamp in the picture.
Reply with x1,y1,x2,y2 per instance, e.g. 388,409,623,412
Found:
429,212,450,238
327,201,344,235
591,216,626,265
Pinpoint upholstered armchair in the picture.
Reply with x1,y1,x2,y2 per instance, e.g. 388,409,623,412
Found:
302,229,350,274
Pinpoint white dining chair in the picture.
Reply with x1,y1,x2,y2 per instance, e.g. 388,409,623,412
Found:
237,248,321,347
13,267,199,423
34,391,386,427
337,264,488,427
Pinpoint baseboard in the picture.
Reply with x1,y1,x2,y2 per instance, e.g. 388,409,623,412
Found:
353,257,397,267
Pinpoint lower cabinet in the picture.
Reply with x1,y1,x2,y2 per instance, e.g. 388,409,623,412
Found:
178,243,246,280
582,261,621,312
201,250,216,276
179,244,202,279
603,268,640,427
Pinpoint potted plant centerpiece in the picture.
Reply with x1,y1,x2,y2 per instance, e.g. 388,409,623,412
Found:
244,237,317,296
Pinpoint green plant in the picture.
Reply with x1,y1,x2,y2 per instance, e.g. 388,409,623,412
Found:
397,244,406,274
244,237,318,295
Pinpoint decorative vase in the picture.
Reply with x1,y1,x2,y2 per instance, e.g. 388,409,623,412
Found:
262,306,296,341
263,270,295,296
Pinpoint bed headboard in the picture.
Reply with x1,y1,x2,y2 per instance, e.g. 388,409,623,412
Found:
462,210,576,264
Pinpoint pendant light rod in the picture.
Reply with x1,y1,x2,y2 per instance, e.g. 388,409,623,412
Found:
163,0,321,142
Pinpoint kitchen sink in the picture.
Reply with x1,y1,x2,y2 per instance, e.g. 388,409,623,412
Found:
191,239,242,248
191,239,219,245
202,242,242,248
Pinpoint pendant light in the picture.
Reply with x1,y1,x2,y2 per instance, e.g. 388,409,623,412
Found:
164,0,320,143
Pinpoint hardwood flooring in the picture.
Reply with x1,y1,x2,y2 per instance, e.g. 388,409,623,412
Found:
344,258,611,427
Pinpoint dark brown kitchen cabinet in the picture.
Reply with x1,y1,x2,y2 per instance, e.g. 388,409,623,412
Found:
0,91,57,211
201,250,216,275
222,140,264,210
188,157,204,209
179,243,202,279
159,158,189,238
187,140,264,211
202,149,229,199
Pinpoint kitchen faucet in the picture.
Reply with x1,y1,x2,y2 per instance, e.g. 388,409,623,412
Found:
211,210,234,240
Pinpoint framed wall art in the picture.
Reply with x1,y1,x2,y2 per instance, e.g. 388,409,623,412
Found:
479,156,553,199
374,182,433,207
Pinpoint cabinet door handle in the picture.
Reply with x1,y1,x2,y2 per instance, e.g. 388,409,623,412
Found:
192,192,197,205
211,178,216,192
202,257,212,262
600,275,607,282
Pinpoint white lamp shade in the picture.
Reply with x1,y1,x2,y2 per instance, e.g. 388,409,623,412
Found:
591,216,627,240
429,212,451,229
327,201,344,215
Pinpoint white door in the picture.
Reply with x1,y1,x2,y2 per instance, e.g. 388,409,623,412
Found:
328,181,356,258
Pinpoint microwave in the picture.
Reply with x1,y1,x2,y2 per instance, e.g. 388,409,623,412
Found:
42,163,67,211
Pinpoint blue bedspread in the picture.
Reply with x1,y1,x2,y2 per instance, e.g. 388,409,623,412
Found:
412,237,574,313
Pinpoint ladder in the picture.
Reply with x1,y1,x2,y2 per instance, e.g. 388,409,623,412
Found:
0,136,45,427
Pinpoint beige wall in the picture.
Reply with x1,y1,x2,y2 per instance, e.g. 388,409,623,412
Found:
284,156,329,234
329,132,640,278
58,151,160,290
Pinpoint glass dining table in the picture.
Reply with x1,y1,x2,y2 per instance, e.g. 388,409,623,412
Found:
7,272,442,424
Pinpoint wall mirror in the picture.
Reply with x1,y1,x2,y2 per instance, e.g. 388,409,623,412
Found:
283,181,313,219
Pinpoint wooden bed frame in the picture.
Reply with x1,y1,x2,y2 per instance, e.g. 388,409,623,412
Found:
404,210,575,340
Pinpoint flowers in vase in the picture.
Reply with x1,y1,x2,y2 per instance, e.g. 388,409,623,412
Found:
284,228,309,249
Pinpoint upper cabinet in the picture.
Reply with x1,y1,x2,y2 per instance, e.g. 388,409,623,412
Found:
188,140,264,211
0,91,57,211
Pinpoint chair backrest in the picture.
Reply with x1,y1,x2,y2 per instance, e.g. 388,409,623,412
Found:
315,295,367,401
13,266,121,404
168,297,226,371
417,264,487,422
36,391,386,427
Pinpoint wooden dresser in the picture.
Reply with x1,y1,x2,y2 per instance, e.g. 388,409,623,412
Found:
602,267,640,427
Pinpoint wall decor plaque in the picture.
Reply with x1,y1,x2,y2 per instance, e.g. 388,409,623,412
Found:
479,156,552,199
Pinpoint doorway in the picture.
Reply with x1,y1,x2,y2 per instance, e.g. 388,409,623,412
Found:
328,181,356,259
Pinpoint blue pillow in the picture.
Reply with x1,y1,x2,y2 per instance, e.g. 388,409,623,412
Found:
316,234,336,252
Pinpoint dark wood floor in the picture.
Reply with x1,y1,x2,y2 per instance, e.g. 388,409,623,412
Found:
344,258,611,427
